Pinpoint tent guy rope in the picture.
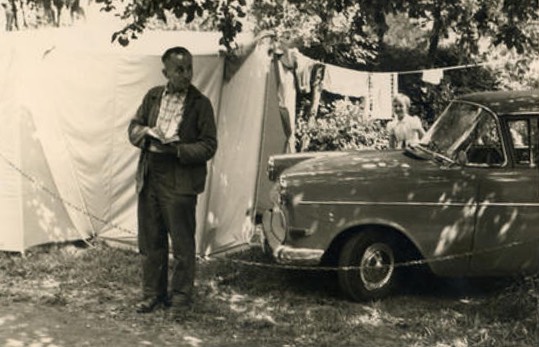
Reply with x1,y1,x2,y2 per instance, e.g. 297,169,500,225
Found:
0,151,135,247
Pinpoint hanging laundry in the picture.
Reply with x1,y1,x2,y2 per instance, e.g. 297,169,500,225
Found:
274,58,297,153
422,68,444,85
308,64,325,118
322,63,370,98
369,73,396,120
292,50,318,94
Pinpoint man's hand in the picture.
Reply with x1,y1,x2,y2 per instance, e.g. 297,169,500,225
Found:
146,127,165,142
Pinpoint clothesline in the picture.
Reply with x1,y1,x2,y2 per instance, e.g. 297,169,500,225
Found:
395,61,490,75
294,48,492,76
278,49,499,123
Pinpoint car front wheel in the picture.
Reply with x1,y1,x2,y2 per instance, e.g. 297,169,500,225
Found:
338,231,398,301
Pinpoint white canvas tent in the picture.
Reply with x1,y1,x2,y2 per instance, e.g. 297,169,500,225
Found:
0,27,289,254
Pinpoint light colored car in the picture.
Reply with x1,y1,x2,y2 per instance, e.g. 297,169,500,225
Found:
262,90,539,301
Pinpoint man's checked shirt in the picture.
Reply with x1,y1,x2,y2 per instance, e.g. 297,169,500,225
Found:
155,87,186,143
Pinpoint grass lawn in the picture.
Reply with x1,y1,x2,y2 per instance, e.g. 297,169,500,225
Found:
0,240,538,347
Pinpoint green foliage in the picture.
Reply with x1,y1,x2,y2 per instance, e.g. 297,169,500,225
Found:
295,97,390,152
394,0,539,63
95,0,539,65
250,0,378,66
494,55,539,90
486,25,539,90
493,0,539,54
249,0,538,67
96,0,247,50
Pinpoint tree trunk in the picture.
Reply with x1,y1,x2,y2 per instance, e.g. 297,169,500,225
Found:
374,9,387,50
427,5,442,66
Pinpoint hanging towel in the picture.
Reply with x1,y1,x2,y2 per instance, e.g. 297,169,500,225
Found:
322,63,370,97
369,72,395,120
422,68,444,85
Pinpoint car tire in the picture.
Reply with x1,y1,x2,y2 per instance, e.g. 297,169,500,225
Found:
338,231,399,301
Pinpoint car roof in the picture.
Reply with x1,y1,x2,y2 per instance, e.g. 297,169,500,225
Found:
456,89,539,116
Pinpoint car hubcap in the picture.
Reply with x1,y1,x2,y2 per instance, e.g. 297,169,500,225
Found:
360,243,394,291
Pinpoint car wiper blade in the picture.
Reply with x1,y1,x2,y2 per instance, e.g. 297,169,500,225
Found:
412,143,455,165
432,151,455,165
404,143,430,159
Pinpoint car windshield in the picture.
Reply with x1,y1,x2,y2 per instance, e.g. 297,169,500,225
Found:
417,101,485,159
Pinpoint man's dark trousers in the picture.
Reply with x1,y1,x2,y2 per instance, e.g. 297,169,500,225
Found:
137,152,197,303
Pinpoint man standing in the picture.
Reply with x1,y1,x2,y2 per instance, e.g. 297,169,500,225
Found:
128,47,217,316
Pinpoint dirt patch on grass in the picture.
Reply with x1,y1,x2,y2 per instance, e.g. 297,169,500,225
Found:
0,302,173,347
0,241,538,347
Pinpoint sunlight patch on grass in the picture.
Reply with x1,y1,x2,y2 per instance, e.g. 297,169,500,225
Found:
434,337,468,347
0,314,16,326
349,310,384,327
40,278,61,289
5,339,24,347
242,312,278,327
183,336,203,347
230,294,249,313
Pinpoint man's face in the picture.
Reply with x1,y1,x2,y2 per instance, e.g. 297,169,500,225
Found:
162,53,192,93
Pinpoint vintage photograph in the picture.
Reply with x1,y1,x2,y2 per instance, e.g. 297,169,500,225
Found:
0,1,538,346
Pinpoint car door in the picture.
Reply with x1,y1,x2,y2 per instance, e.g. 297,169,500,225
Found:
470,115,539,275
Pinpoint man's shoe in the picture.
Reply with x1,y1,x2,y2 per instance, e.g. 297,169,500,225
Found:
162,296,172,308
135,297,163,314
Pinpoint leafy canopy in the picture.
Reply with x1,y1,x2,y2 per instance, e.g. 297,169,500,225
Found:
97,0,538,70
95,0,247,50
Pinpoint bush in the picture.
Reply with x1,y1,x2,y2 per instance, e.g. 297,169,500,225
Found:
295,97,390,152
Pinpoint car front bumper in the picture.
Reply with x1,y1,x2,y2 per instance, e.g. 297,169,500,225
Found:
262,207,324,266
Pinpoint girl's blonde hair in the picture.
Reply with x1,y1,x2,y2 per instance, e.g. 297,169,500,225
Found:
393,93,411,110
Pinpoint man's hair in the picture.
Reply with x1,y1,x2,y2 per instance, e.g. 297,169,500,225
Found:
161,46,193,65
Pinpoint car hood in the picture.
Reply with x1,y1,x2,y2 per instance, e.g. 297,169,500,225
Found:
281,150,428,181
278,149,474,204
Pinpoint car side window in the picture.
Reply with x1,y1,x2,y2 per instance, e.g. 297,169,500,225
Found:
508,118,538,168
462,111,505,166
